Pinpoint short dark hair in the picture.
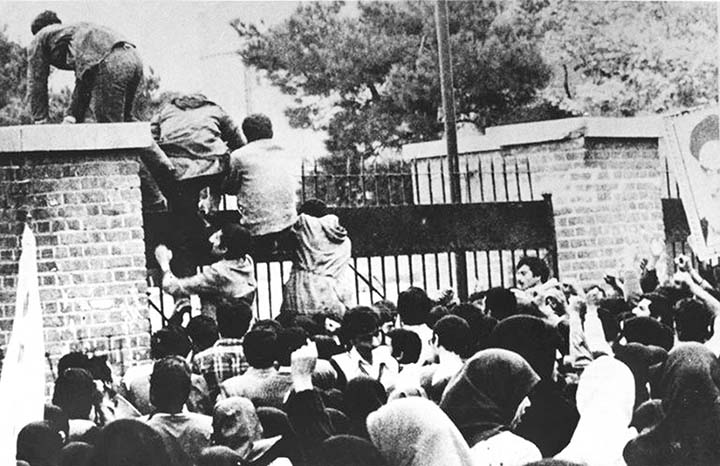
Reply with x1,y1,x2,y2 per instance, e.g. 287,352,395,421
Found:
397,287,433,326
150,325,192,359
276,327,308,366
243,330,278,369
150,356,192,412
57,352,91,377
44,404,69,441
299,199,328,217
242,114,273,142
484,287,518,321
252,319,283,334
427,304,449,328
31,10,61,35
517,256,550,283
52,368,95,419
387,328,421,364
16,421,63,465
451,303,497,354
340,306,379,346
675,298,713,343
219,222,253,260
186,315,219,352
216,304,253,339
644,292,674,328
92,419,172,466
433,315,472,357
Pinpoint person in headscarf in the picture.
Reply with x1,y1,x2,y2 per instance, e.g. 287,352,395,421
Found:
341,376,388,439
439,348,542,466
488,316,579,457
317,435,387,466
52,368,100,444
613,342,668,408
90,419,172,466
212,397,287,466
367,397,474,466
620,316,674,352
279,199,353,322
623,343,720,466
16,421,63,466
59,442,93,466
556,357,637,466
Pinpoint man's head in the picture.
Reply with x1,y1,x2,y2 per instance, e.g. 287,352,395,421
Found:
275,327,308,367
216,304,253,340
209,222,252,260
186,315,219,353
341,306,381,353
243,330,278,369
397,287,433,326
484,287,518,321
150,356,192,413
31,10,61,35
516,256,550,290
242,114,273,142
675,298,713,343
299,199,328,218
432,315,472,358
386,328,421,364
150,325,192,359
52,368,95,420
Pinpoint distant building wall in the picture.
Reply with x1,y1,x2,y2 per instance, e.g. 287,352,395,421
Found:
404,116,667,285
0,123,152,384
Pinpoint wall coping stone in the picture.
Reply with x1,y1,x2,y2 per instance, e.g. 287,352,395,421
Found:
0,122,152,154
403,115,664,159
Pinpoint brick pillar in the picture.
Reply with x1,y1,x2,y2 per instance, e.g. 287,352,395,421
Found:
0,123,152,384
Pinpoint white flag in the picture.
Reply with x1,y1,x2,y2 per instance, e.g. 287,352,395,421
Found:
0,224,46,463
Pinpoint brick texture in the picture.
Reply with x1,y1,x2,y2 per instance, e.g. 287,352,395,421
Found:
0,151,150,385
414,136,666,286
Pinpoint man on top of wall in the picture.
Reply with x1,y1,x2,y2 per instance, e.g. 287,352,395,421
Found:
27,10,143,124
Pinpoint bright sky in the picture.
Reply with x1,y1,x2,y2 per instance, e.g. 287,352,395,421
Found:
0,1,328,155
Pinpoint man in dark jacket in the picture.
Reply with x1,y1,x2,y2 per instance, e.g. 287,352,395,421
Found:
150,93,245,276
27,10,143,123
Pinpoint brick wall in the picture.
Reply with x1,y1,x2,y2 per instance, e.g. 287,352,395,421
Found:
0,124,152,385
405,117,667,287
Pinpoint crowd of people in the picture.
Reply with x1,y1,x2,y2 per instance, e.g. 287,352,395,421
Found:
15,245,720,466
17,8,720,466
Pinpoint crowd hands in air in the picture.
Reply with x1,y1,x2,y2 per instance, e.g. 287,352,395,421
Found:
18,8,720,466
17,238,720,466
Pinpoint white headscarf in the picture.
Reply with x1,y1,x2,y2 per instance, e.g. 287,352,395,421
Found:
556,356,637,466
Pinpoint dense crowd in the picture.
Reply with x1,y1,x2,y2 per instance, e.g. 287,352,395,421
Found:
14,248,720,466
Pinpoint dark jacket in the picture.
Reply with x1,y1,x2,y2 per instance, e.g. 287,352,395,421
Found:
27,22,130,121
151,94,245,180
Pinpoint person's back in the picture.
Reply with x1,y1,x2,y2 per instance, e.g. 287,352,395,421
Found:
219,330,293,409
153,94,244,181
145,356,213,466
223,114,298,237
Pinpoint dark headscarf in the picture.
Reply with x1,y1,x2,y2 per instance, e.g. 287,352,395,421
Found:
613,342,668,407
197,446,244,466
621,316,674,351
624,343,720,466
439,348,540,446
342,377,387,439
256,407,305,466
90,419,172,466
16,421,63,466
488,315,561,381
317,435,387,466
60,442,93,466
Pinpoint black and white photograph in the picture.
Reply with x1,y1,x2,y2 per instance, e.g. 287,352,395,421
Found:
0,0,720,465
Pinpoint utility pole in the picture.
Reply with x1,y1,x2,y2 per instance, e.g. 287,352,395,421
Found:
435,0,468,300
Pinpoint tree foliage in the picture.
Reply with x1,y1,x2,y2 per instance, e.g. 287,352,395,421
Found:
234,0,555,158
539,0,718,116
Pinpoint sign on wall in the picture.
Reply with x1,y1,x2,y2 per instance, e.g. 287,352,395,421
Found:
664,106,720,261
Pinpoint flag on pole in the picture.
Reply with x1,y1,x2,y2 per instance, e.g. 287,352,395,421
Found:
664,106,720,261
0,223,46,463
